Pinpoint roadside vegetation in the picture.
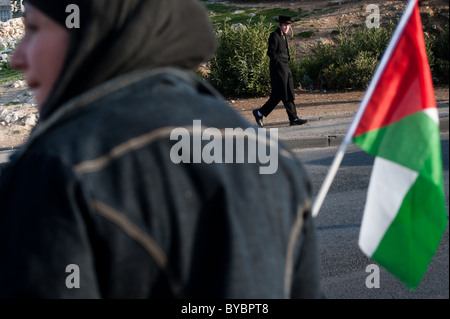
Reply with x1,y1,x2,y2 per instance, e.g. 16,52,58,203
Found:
208,17,272,97
1,1,448,95
0,35,21,83
201,0,449,97
0,51,22,84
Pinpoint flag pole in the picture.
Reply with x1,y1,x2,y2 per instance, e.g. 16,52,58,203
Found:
311,139,350,217
311,0,418,218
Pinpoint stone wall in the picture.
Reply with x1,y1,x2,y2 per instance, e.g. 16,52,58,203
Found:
0,17,23,50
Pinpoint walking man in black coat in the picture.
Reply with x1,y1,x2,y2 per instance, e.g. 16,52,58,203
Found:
253,15,308,127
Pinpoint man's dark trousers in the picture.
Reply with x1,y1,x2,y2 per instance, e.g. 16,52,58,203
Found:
259,95,298,122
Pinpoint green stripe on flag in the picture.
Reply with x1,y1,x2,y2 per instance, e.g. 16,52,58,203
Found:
371,172,448,290
354,112,442,178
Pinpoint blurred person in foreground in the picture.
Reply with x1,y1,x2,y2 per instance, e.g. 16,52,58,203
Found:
0,0,322,299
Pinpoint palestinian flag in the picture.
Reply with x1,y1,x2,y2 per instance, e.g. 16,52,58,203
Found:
354,0,448,290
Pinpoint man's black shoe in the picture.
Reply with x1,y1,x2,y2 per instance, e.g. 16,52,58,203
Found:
252,109,264,128
290,118,308,126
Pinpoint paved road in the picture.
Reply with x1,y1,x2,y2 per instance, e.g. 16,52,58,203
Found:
296,135,449,298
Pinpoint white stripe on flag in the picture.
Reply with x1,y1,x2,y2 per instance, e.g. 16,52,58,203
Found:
424,108,439,124
358,157,418,256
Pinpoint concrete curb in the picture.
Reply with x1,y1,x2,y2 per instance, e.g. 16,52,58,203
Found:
280,116,449,150
0,150,15,164
282,134,345,150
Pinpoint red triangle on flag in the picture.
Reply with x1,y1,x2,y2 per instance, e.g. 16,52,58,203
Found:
354,2,437,138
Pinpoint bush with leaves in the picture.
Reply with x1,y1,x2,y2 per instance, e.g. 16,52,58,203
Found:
206,14,448,96
292,19,449,90
292,43,336,90
292,21,395,91
324,50,378,90
430,25,449,84
207,18,272,97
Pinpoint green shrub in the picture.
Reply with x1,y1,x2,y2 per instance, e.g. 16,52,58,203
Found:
324,51,378,89
292,43,336,90
298,30,315,38
434,59,449,84
207,18,272,97
0,59,23,84
350,51,379,88
322,63,353,90
430,25,449,84
432,25,449,61
204,4,448,96
291,21,395,91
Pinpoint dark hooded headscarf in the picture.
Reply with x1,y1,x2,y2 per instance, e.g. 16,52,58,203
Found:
23,0,218,120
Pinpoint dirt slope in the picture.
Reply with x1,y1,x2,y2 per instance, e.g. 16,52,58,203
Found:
226,0,448,60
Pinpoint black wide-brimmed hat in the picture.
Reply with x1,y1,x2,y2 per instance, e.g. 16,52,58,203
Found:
276,15,293,24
